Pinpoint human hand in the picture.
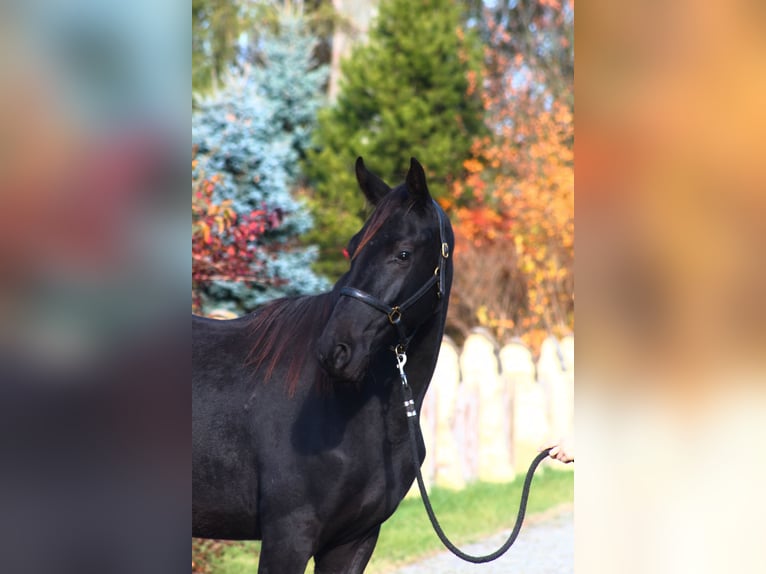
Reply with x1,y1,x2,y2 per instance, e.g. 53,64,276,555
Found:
545,436,574,463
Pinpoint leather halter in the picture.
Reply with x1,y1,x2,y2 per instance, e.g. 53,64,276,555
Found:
339,200,450,350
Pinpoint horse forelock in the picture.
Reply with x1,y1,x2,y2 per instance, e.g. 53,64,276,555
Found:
351,186,422,261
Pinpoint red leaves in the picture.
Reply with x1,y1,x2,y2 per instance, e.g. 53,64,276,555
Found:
191,158,284,312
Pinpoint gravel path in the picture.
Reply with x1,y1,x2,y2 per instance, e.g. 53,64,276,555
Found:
390,507,573,574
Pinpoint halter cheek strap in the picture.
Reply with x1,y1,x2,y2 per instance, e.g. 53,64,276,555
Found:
339,200,450,349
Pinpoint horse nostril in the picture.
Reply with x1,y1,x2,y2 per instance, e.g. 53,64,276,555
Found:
332,343,351,370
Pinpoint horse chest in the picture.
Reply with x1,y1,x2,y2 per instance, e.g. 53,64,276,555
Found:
310,441,413,543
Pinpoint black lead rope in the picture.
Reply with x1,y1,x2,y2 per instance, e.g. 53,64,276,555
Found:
396,351,552,563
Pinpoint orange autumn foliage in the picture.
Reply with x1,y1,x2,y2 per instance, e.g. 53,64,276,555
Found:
446,15,573,354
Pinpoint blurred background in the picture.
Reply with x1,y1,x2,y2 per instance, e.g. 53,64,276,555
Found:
578,1,766,573
0,1,188,573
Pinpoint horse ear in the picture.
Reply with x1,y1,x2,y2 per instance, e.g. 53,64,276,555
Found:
405,157,431,204
355,157,391,205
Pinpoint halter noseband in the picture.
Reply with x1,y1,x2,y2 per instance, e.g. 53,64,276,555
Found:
339,200,450,350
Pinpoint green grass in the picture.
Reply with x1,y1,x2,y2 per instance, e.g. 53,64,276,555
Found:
206,467,573,574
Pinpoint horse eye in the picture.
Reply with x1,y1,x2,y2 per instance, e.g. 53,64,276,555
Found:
396,250,411,261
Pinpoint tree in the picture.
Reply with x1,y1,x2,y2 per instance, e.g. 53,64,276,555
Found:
248,15,330,174
192,17,330,314
466,0,574,108
193,0,340,96
192,0,245,93
446,3,574,353
304,0,485,279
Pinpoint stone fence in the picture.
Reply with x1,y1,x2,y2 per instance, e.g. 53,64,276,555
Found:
414,330,574,494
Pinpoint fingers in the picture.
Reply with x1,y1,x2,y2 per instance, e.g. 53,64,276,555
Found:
545,444,574,464
555,451,574,463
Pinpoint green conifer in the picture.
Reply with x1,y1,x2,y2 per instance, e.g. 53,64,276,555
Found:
305,0,484,279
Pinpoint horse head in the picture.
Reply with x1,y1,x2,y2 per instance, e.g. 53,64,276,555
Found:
317,157,453,382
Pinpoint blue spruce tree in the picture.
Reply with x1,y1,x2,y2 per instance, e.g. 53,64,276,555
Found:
192,16,329,314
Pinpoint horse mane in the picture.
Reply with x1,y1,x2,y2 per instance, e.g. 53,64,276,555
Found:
246,290,338,396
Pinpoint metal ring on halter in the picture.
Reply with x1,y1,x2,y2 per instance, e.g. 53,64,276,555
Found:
434,267,442,299
387,306,402,325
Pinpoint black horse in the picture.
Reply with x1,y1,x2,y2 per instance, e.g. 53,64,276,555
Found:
192,157,454,573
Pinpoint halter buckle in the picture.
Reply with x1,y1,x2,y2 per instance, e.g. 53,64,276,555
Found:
388,306,402,325
441,242,450,259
